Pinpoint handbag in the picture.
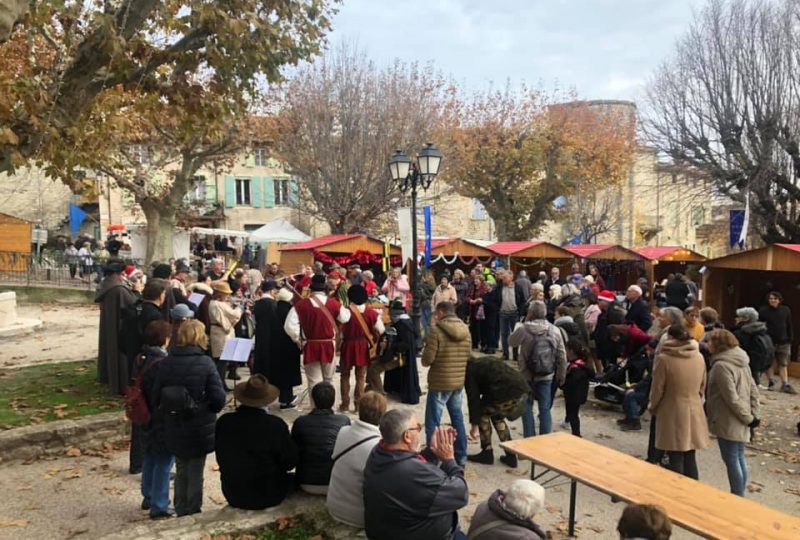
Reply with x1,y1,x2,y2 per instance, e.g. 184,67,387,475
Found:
124,356,163,425
475,305,486,321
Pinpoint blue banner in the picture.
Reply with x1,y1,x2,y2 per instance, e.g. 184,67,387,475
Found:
564,232,584,246
729,210,744,248
69,203,87,236
423,206,432,268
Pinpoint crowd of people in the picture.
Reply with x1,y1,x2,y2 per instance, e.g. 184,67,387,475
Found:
91,252,797,538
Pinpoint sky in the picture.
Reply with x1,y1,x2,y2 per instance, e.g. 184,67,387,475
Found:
326,0,706,104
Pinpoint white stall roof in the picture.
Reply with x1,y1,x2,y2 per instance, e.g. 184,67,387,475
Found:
248,218,311,243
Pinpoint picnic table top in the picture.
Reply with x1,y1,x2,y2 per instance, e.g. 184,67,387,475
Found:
502,433,800,540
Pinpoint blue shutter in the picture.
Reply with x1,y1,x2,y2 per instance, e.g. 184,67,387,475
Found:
289,178,299,207
263,176,275,208
224,176,235,207
250,177,261,208
205,178,217,203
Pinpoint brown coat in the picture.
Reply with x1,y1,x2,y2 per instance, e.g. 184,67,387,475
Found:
421,315,471,392
707,347,760,443
649,338,710,452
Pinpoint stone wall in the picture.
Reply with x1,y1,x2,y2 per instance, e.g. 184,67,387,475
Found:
0,412,127,464
1,284,94,304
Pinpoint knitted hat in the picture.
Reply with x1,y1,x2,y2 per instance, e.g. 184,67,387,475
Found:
347,284,368,305
598,290,616,302
310,274,327,292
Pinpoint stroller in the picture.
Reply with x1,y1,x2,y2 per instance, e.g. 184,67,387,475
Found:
593,345,651,407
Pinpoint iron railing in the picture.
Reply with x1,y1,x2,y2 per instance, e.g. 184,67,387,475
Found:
0,251,141,289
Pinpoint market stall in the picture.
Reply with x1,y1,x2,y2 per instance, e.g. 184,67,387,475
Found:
635,246,707,288
563,244,645,292
279,234,402,274
417,237,496,276
702,244,800,375
0,212,32,271
488,241,575,276
248,218,311,265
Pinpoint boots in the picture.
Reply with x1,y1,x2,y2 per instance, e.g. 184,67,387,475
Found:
499,452,518,468
467,448,494,465
619,418,642,431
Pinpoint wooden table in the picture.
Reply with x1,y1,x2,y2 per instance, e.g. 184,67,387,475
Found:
501,433,800,539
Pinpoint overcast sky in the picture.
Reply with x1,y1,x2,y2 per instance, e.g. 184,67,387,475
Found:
327,0,705,104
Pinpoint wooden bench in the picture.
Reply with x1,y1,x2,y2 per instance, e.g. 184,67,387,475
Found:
502,432,800,539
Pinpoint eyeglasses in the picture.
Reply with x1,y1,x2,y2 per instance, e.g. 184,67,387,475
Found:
405,422,423,433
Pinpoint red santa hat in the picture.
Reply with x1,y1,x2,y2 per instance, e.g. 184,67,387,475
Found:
597,290,616,303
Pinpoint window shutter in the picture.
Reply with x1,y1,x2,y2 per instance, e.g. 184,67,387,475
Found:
251,177,262,208
263,176,275,208
224,176,235,208
289,178,299,207
205,178,217,203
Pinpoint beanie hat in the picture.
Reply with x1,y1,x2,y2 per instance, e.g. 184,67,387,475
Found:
310,274,327,292
347,284,368,305
598,290,616,302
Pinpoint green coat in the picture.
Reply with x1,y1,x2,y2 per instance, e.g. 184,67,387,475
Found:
465,357,529,424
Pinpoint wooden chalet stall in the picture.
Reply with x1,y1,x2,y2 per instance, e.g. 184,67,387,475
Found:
489,241,575,276
0,213,33,271
703,244,800,376
563,244,645,292
418,238,496,276
279,234,401,275
635,246,707,288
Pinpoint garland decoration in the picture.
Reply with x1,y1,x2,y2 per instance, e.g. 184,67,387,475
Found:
313,249,402,268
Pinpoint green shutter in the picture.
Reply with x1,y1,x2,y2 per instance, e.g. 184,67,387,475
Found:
263,176,275,208
289,178,299,207
205,178,217,203
251,176,261,208
224,176,235,207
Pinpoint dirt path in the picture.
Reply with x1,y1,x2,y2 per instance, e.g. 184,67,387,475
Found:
2,304,98,369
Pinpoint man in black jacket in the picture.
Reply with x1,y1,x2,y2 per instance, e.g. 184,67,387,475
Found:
464,356,529,467
593,290,627,374
623,285,652,332
759,291,796,394
291,382,350,494
215,375,298,509
364,409,469,540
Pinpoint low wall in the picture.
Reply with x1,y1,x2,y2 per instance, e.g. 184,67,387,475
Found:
0,284,95,304
0,411,127,464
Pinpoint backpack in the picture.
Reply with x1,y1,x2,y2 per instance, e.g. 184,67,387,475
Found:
123,355,162,425
159,385,199,419
524,326,558,376
749,332,775,371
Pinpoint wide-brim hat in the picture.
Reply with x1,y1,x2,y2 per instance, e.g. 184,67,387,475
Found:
211,280,233,295
233,374,279,407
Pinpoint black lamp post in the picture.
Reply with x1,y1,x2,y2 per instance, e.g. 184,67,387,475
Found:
388,142,443,343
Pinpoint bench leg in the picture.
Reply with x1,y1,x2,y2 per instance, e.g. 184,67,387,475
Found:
568,479,577,537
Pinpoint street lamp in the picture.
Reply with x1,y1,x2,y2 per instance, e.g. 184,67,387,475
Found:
388,142,443,344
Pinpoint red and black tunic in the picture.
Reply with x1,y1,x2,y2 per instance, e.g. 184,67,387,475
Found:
340,307,379,369
294,296,342,364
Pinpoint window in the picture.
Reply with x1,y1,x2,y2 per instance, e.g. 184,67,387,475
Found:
235,178,251,205
254,147,267,167
691,206,705,226
130,145,150,165
190,176,206,202
274,178,290,206
471,199,487,220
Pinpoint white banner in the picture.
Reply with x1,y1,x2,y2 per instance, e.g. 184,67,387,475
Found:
397,207,413,268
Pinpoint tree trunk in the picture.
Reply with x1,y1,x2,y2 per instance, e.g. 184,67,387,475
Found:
140,200,177,266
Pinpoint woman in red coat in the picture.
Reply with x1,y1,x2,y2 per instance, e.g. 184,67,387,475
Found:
339,285,385,412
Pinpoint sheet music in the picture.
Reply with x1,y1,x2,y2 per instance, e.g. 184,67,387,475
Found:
188,292,205,307
220,338,254,363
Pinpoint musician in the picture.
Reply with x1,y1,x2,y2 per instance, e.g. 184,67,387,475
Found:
209,280,243,391
293,263,313,294
284,275,351,406
328,270,350,307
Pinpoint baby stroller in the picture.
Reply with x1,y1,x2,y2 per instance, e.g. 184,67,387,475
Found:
593,345,650,407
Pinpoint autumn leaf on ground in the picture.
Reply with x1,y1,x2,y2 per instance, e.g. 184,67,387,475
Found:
0,519,28,528
66,447,81,457
276,516,299,531
208,494,225,505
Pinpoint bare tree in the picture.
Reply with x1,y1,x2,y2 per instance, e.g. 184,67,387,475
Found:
561,187,626,244
644,0,800,243
270,42,451,234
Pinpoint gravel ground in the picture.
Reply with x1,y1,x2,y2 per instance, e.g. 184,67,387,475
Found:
2,304,99,368
1,360,800,540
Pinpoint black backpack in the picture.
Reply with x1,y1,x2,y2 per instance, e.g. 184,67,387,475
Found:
524,326,558,376
159,385,199,419
749,332,775,371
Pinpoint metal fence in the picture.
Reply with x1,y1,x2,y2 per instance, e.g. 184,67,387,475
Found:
0,251,138,289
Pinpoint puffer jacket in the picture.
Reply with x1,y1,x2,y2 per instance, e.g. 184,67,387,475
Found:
468,489,546,540
465,356,529,424
421,315,471,392
151,345,226,458
291,409,350,486
364,444,468,540
508,320,567,385
707,347,760,443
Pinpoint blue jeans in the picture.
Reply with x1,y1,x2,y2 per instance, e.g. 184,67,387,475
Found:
623,389,648,420
499,312,518,358
425,390,468,465
718,438,747,496
522,379,553,437
141,452,175,516
421,304,432,335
